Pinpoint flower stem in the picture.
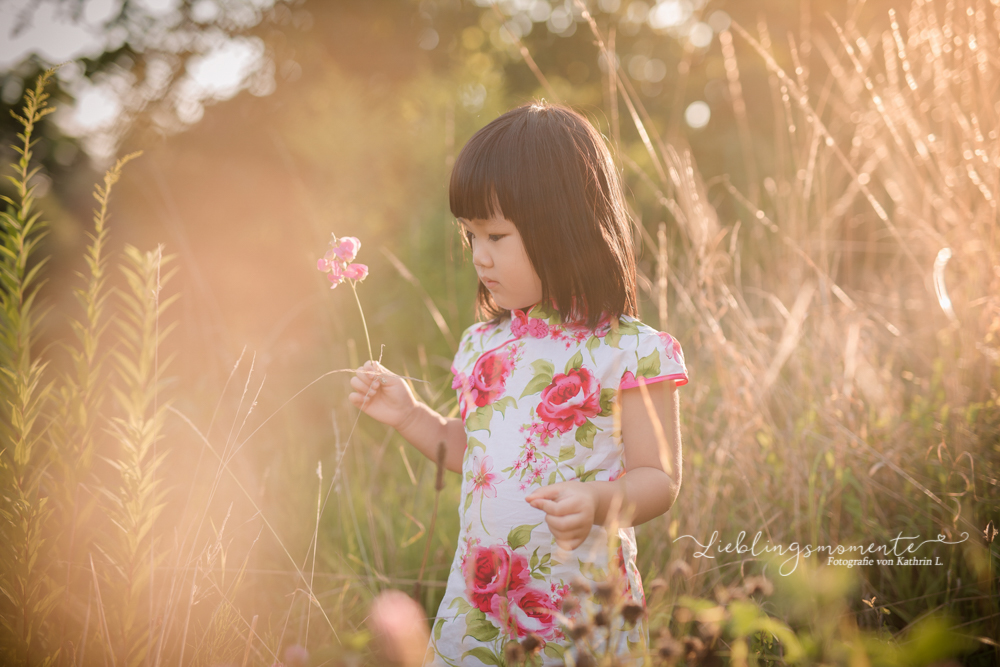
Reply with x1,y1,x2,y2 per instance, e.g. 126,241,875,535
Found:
349,280,373,362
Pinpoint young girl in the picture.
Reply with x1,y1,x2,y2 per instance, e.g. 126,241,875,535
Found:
349,102,687,665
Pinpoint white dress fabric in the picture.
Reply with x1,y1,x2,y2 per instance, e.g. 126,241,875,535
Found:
426,301,688,666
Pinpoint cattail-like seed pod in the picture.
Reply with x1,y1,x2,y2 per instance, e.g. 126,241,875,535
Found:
570,576,591,595
593,610,609,627
521,633,543,654
569,621,591,641
504,640,526,664
621,602,644,626
435,441,446,491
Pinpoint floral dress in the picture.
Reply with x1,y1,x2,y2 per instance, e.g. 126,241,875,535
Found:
426,302,688,666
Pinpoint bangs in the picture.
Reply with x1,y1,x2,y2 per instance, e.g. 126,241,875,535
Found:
448,122,515,222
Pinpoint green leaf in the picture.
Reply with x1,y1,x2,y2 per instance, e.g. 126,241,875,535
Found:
521,372,553,398
599,388,617,417
463,493,473,513
450,597,473,614
463,609,500,643
618,319,641,335
461,648,502,666
544,642,567,659
530,548,539,569
585,335,602,362
637,349,661,379
558,444,576,462
579,469,600,483
564,350,583,373
605,328,622,349
530,359,555,377
547,471,557,485
575,420,598,448
493,396,517,416
433,617,445,641
528,303,554,321
507,522,542,551
466,405,493,433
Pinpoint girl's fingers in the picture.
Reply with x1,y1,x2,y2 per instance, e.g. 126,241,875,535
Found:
529,498,560,515
545,512,586,532
525,484,562,503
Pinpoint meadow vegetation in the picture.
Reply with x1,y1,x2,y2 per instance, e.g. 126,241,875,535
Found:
0,0,997,665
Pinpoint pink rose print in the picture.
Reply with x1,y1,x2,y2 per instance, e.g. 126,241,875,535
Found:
537,367,602,433
657,332,683,362
492,585,564,641
527,318,549,338
463,545,531,614
451,368,471,421
512,311,550,339
469,349,514,406
471,456,499,498
620,370,637,388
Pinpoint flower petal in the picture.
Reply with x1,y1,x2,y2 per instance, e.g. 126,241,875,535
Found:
345,263,369,281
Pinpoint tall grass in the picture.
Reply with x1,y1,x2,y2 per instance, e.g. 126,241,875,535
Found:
578,0,1000,654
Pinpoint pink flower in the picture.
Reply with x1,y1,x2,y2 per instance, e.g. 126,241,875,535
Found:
344,263,369,280
469,349,514,406
463,545,531,613
471,456,499,498
451,369,473,421
318,234,368,289
503,585,563,640
527,318,549,338
537,367,602,433
512,311,550,339
327,261,346,288
658,332,684,362
282,645,309,667
367,590,430,667
333,236,361,262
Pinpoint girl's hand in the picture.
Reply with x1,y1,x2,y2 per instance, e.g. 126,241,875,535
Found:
525,481,597,551
348,360,419,430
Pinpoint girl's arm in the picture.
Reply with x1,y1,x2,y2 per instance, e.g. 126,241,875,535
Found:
349,361,468,473
526,379,681,550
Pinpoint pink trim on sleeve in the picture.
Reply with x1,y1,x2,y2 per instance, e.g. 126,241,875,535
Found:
619,373,689,391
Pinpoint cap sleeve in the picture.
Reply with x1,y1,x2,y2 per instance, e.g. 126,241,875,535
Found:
617,319,689,391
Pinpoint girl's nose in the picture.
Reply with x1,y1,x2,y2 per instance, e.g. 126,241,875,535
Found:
472,241,492,269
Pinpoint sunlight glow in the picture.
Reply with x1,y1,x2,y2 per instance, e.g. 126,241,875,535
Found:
684,100,711,129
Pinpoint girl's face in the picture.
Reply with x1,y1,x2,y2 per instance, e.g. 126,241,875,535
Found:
459,214,543,311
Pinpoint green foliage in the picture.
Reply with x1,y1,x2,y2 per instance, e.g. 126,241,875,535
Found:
0,72,181,667
0,67,61,667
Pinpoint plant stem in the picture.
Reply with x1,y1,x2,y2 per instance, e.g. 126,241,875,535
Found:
349,281,374,362
414,442,447,602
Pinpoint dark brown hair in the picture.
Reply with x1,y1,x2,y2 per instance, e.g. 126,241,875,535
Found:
449,101,638,330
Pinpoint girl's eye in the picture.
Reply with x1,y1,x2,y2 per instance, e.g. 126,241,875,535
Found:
488,234,504,242
465,230,474,246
